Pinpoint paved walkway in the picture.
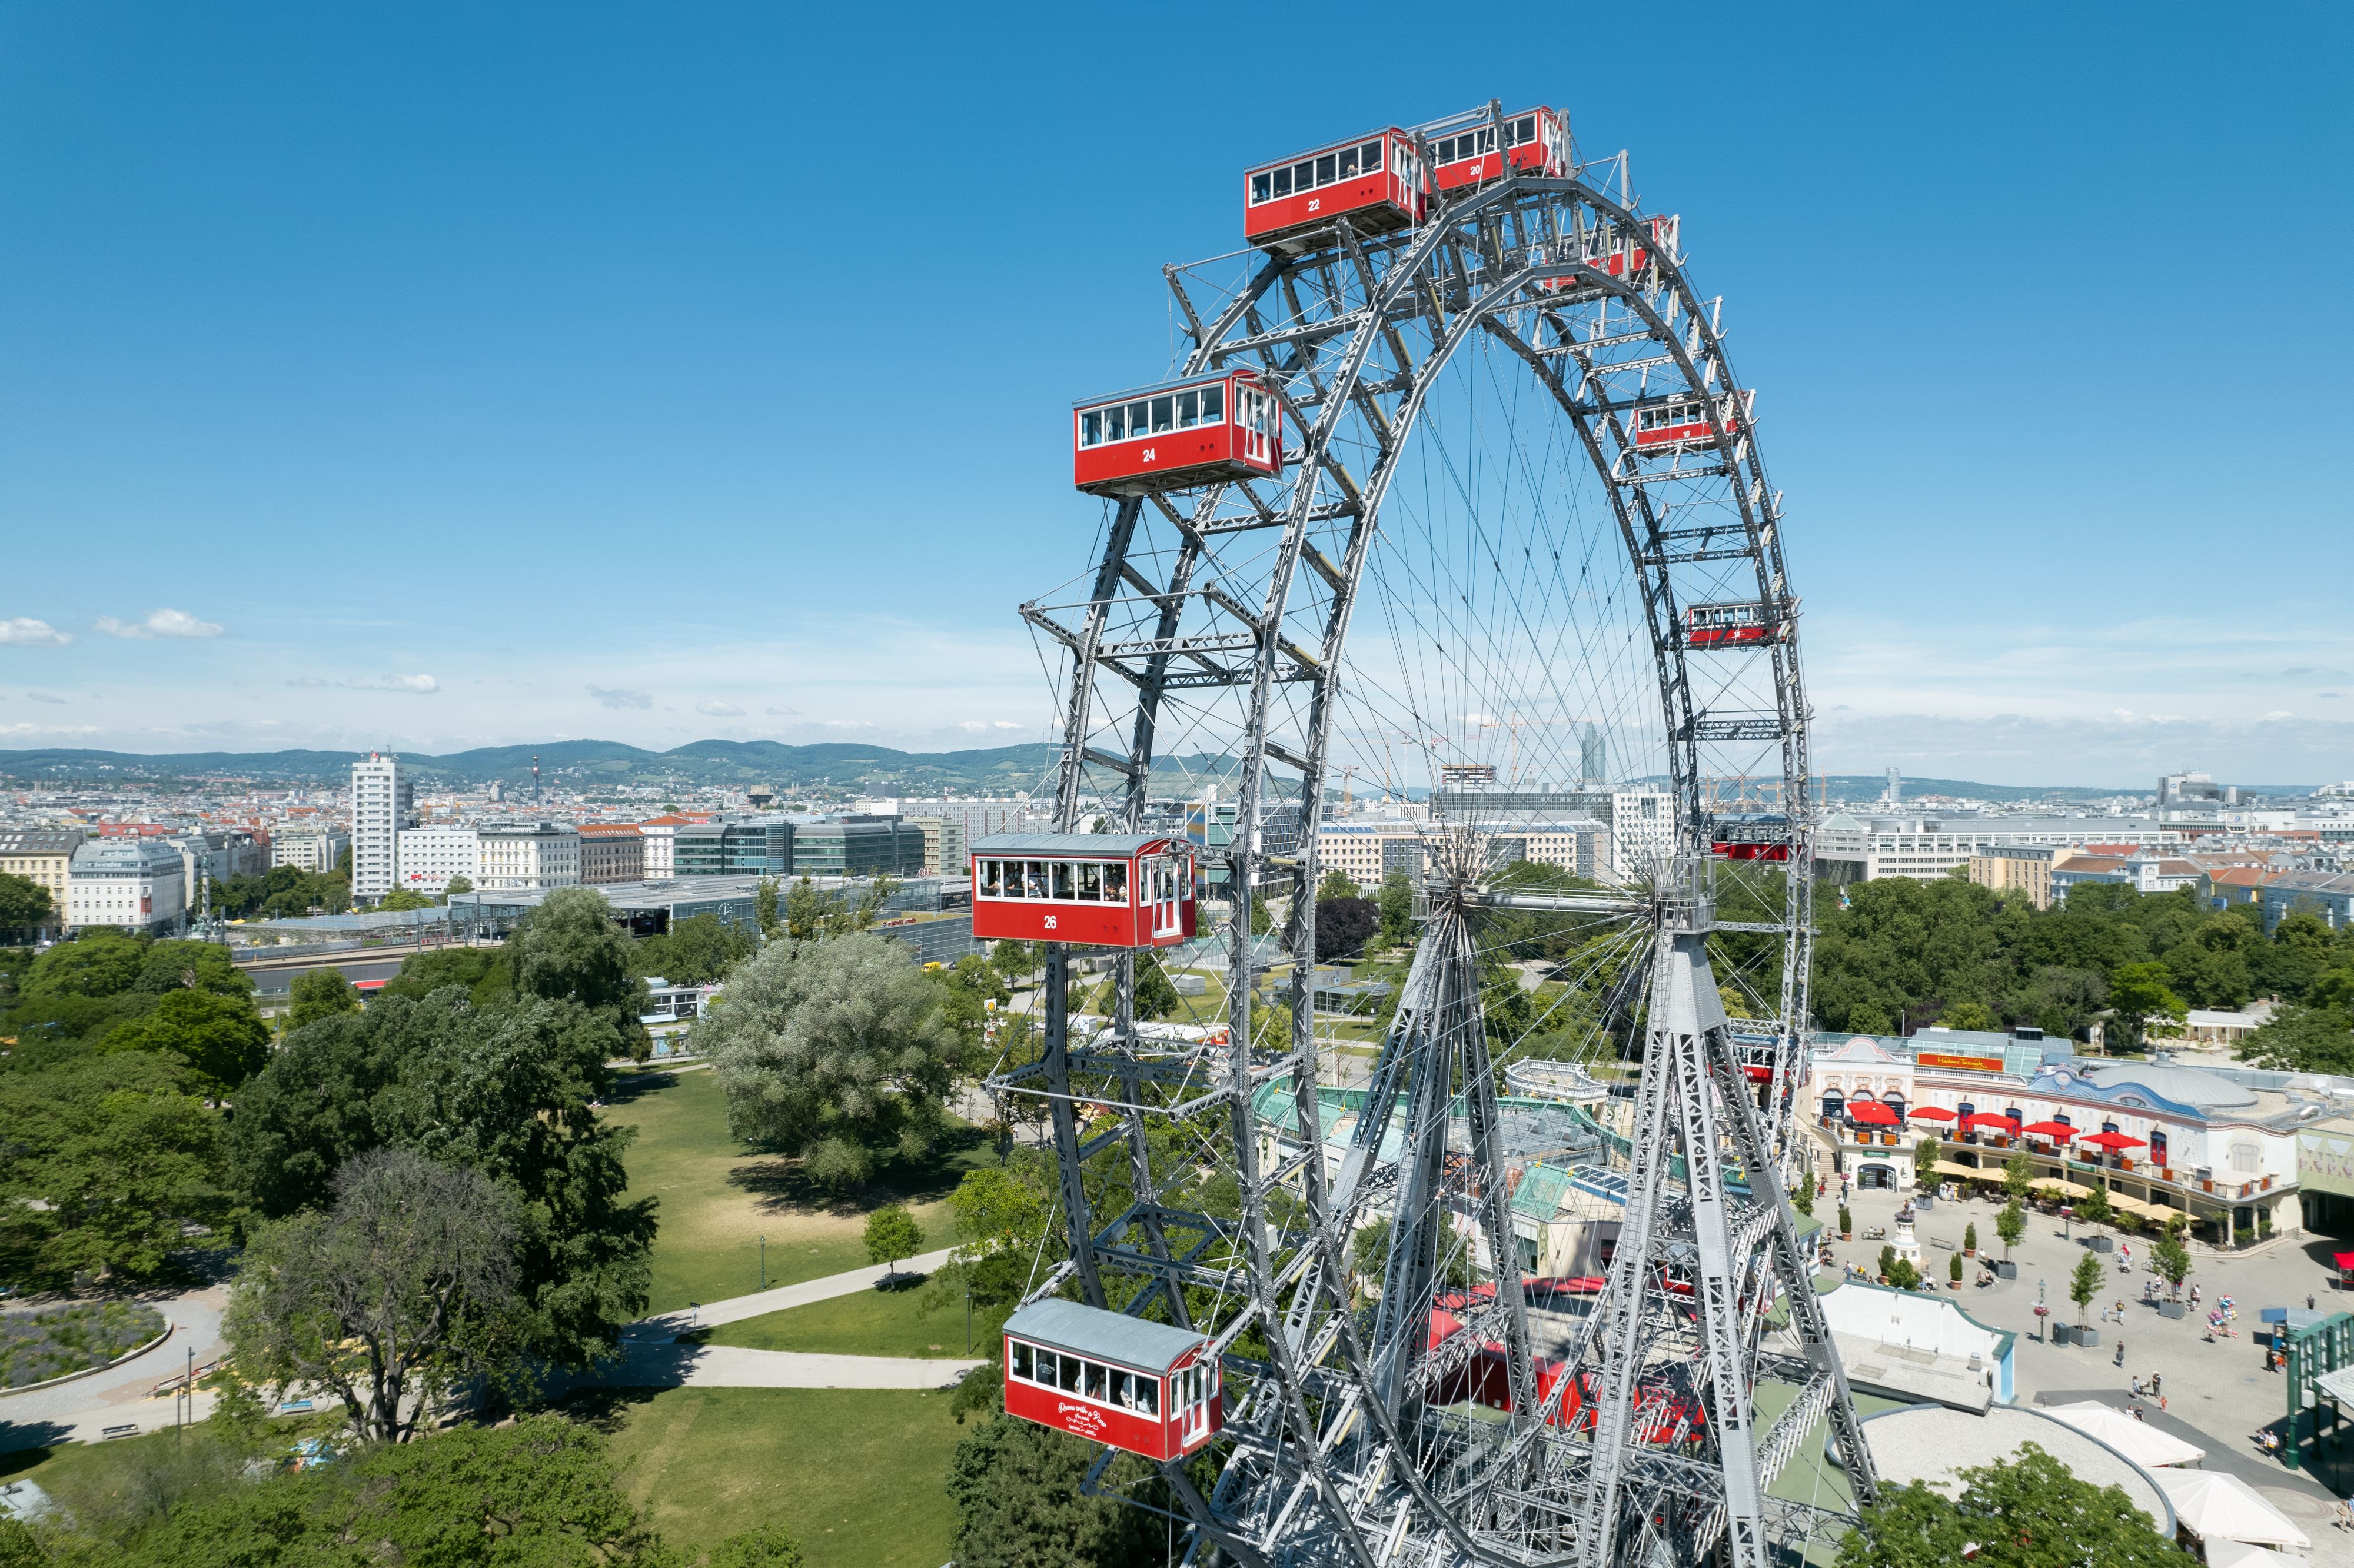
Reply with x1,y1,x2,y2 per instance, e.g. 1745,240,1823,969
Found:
627,1248,962,1339
0,1285,229,1454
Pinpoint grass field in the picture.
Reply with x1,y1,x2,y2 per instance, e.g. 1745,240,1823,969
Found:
592,1387,966,1568
705,1278,1002,1359
603,1066,994,1315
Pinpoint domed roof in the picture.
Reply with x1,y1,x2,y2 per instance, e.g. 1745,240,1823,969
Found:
2077,1063,2257,1113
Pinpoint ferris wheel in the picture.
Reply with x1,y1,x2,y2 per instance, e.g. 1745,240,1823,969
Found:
980,100,1878,1568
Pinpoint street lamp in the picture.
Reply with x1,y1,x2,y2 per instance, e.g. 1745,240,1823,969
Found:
760,1233,767,1291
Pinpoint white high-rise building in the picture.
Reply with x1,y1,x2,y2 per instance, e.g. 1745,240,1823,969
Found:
65,837,187,933
351,753,415,903
396,824,480,895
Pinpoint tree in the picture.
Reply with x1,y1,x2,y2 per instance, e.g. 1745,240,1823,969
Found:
115,1414,671,1566
508,886,641,1017
2077,1179,2113,1238
2108,961,2187,1051
1949,1250,1963,1286
784,875,835,940
0,1051,231,1287
285,967,360,1033
378,887,434,911
1996,1199,2025,1260
1913,1133,1939,1180
1317,868,1360,903
2067,1249,2103,1326
1878,1244,1897,1279
225,1147,522,1442
1791,1179,1813,1217
1377,871,1415,950
754,875,782,938
1963,1220,1978,1254
380,944,509,1008
225,987,656,1370
1249,897,1272,936
865,1203,925,1280
0,871,53,930
1315,896,1379,963
2150,1224,2193,1300
0,1516,41,1568
443,873,473,896
1937,1000,2000,1031
929,1161,1054,1320
2003,1151,2034,1201
1352,1216,1393,1280
1837,1442,2190,1567
703,933,960,1190
1837,1204,1852,1238
1133,960,1181,1022
100,987,271,1094
946,1414,1164,1568
637,911,755,986
710,1525,807,1568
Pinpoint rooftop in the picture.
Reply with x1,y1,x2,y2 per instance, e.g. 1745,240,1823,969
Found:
1002,1299,1205,1376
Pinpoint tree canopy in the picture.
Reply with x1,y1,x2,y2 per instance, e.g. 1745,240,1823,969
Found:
1837,1441,2189,1566
101,986,271,1094
0,871,53,930
703,933,960,1190
285,966,361,1033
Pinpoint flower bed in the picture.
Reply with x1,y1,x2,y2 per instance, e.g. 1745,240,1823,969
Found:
0,1301,168,1388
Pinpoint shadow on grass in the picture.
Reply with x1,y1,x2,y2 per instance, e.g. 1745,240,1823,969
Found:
728,1126,991,1219
603,1069,689,1107
551,1385,667,1436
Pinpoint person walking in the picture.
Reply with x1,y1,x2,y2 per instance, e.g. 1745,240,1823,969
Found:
2152,1373,2162,1398
2115,1340,2126,1367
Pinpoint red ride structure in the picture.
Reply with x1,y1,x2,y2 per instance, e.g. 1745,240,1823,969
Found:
1245,128,1428,254
1683,600,1789,648
1074,371,1281,497
1003,1299,1223,1462
1429,107,1569,192
1632,388,1754,454
969,833,1197,949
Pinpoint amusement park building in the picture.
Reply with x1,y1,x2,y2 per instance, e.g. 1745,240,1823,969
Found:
1807,1030,2315,1244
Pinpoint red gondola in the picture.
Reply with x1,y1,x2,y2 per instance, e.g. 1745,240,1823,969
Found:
970,833,1198,949
1534,214,1680,295
1684,600,1789,649
1003,1299,1223,1462
1711,817,1793,863
1632,389,1753,454
1244,128,1428,254
1073,371,1281,498
1429,107,1570,192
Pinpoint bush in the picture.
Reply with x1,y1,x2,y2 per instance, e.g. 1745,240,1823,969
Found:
1949,1251,1964,1284
1837,1204,1853,1236
1963,1221,1979,1253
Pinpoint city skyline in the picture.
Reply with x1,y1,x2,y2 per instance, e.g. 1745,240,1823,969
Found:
2,5,2347,783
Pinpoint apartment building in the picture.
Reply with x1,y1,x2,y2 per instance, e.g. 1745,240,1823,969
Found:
0,828,87,909
1816,813,2186,884
1966,844,2059,909
905,815,968,877
1317,818,1608,889
350,754,415,903
271,824,351,874
476,821,582,891
65,837,187,933
579,823,646,885
396,824,480,895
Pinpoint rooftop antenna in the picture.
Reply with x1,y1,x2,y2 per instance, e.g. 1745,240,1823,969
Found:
533,754,541,801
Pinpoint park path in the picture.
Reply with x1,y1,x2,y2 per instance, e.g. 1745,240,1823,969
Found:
0,1284,230,1453
627,1247,962,1337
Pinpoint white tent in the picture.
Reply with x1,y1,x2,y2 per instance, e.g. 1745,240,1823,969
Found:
2040,1401,2206,1467
2151,1469,2311,1550
2204,1539,2312,1568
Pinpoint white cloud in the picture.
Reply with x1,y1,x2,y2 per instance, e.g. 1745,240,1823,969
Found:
765,704,801,717
588,685,654,710
379,674,438,694
696,700,747,717
28,692,67,705
0,722,101,736
0,617,71,646
97,607,225,640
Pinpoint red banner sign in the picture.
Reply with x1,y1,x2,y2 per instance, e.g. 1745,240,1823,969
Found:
1916,1051,2004,1073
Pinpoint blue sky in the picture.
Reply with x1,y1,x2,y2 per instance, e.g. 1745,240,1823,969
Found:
1,4,2348,785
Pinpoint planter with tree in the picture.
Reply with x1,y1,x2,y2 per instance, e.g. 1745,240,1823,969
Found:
1994,1199,2025,1280
2068,1250,2103,1346
1963,1220,1979,1258
2079,1180,2114,1253
1948,1251,1964,1290
2003,1151,2034,1203
2152,1223,2193,1318
1838,1204,1853,1241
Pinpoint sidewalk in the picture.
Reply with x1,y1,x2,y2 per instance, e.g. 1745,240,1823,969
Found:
0,1285,230,1454
627,1248,961,1339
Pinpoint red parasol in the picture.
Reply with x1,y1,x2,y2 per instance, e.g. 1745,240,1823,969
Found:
2078,1130,2145,1150
1909,1106,1957,1123
1963,1113,2021,1131
1846,1102,1900,1126
2020,1121,2077,1140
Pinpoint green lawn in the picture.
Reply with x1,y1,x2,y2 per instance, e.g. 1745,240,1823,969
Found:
603,1066,993,1314
705,1280,1002,1360
597,1387,967,1568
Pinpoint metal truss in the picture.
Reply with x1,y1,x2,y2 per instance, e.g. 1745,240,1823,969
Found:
992,101,1866,1567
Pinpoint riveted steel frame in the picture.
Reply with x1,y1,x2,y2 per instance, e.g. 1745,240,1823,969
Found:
1006,124,1858,1567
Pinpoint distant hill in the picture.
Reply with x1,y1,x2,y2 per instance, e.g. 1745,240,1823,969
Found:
0,744,2277,803
0,740,1068,794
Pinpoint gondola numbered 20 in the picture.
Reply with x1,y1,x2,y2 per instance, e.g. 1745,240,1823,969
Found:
1003,1299,1223,1461
969,833,1197,948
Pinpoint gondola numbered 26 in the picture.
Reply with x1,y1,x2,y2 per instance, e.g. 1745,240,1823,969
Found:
969,833,1197,948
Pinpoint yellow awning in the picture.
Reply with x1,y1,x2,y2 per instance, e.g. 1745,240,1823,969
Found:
1931,1160,1999,1179
2029,1176,2093,1198
2111,1193,2183,1220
